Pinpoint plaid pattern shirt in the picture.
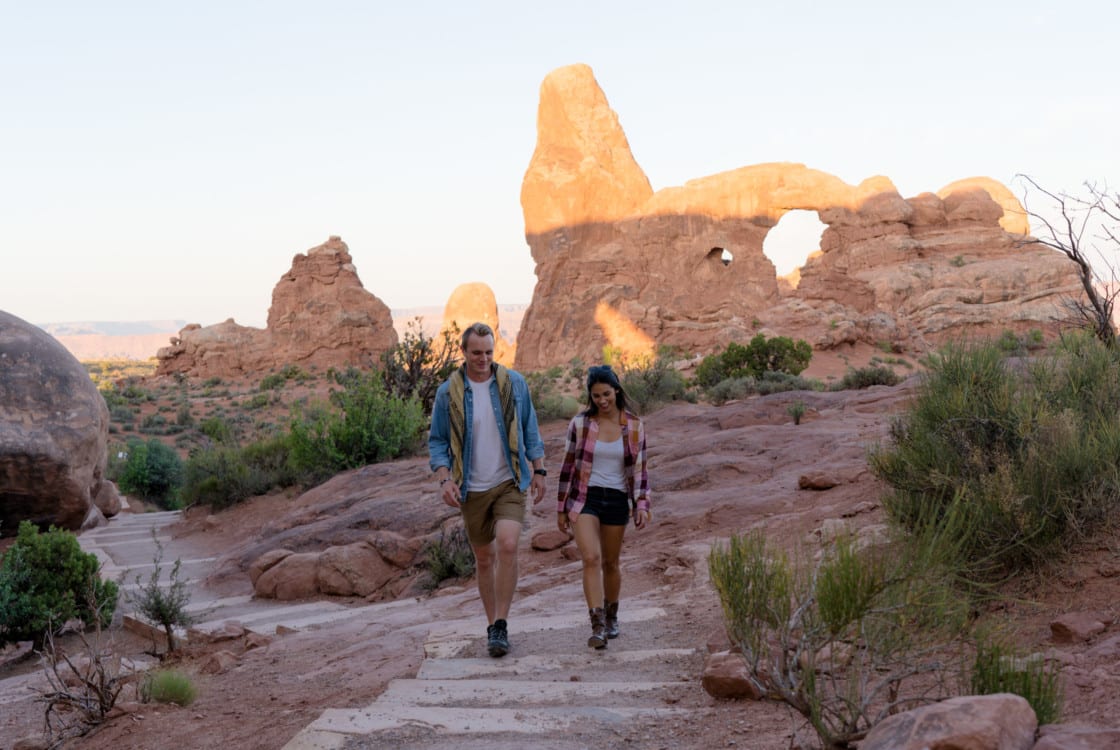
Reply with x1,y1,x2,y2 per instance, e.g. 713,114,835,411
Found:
556,410,651,516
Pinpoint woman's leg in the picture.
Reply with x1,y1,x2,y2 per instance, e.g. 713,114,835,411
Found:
600,523,626,603
573,513,604,609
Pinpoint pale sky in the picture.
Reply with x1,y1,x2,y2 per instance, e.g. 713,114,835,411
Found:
2,1,1116,329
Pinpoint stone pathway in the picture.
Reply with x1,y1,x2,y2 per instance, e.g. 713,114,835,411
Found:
2,512,714,748
281,593,701,749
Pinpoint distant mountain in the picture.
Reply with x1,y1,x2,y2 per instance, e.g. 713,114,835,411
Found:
40,308,530,362
38,320,187,337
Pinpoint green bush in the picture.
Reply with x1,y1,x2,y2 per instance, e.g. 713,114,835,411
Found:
830,365,901,390
141,669,197,706
288,370,426,484
115,438,184,509
181,434,295,509
696,334,813,389
380,318,459,415
422,526,476,589
199,416,235,444
259,372,286,391
526,369,580,422
0,522,119,646
706,372,823,405
871,336,1120,583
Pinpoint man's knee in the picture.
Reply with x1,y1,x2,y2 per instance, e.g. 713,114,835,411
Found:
473,544,496,570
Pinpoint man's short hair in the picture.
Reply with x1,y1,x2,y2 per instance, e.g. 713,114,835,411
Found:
460,322,494,350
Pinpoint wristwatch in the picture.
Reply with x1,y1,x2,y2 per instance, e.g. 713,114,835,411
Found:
534,468,547,477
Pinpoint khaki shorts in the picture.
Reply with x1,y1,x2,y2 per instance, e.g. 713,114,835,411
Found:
460,479,526,546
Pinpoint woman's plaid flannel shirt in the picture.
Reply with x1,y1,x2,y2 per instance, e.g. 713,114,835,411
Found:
556,410,651,517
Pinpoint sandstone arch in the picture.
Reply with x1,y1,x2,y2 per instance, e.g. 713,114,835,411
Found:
514,64,1080,371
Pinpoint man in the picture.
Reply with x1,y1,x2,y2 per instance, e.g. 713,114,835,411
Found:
429,322,546,657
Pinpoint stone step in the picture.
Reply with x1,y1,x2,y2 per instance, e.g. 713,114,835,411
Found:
285,704,688,749
376,677,690,707
416,647,698,680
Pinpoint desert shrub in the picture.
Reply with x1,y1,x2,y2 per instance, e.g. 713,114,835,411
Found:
199,415,235,444
181,434,295,509
288,370,425,484
526,369,580,422
114,438,184,508
830,365,901,390
695,334,813,389
787,400,806,424
706,372,823,405
124,536,192,653
616,346,688,412
259,372,286,391
175,402,193,427
140,669,197,706
245,393,270,410
709,528,970,749
0,522,119,646
970,639,1062,725
108,404,135,424
381,318,460,415
422,526,476,589
871,337,1120,583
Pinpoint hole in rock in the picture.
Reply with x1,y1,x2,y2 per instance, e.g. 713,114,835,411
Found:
763,210,826,276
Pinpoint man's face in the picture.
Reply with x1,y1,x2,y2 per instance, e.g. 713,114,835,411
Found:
462,332,495,381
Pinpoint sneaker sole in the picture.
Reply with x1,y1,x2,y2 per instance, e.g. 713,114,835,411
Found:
488,642,509,657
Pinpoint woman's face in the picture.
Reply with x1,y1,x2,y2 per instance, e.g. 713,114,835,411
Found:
590,382,617,413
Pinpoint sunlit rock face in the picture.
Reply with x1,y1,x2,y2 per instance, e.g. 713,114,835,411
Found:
441,282,514,366
0,310,118,533
156,236,398,379
515,64,1081,370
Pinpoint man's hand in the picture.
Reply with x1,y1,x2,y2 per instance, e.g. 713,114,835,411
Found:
530,473,546,505
440,479,461,508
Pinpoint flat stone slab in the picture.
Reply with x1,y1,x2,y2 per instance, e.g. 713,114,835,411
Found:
416,648,698,679
303,704,688,737
376,678,689,707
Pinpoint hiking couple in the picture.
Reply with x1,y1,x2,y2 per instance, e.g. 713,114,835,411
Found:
428,322,651,656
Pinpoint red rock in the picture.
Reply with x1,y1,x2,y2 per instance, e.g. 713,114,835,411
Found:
156,236,396,379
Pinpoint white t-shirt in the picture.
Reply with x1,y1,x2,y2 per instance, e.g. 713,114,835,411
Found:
589,436,627,492
466,376,514,492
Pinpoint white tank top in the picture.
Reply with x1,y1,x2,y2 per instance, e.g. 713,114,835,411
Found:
588,436,626,491
466,376,513,491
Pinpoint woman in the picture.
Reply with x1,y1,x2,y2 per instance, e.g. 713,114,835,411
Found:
556,365,651,649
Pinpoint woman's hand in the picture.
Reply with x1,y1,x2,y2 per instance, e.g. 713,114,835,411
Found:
557,512,571,535
633,509,651,529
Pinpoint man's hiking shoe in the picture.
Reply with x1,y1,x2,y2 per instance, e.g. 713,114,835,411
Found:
487,619,510,657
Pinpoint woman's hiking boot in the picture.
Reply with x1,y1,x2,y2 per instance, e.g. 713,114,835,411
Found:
588,607,608,649
604,600,620,639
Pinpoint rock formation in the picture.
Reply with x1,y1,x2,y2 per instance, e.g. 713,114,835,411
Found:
156,237,397,379
0,310,120,533
441,282,514,365
515,64,1084,370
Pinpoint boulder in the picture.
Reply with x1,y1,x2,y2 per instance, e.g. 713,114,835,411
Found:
0,309,116,532
860,693,1036,750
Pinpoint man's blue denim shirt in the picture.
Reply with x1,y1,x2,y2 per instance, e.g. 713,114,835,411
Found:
428,367,545,502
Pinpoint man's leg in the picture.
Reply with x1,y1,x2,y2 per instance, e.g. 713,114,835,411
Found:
471,539,497,624
492,518,522,621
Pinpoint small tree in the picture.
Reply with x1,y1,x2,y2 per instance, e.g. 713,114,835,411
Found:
124,534,193,654
1017,175,1120,348
115,437,185,508
380,318,460,415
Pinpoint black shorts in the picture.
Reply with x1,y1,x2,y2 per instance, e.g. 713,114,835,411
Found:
580,486,630,526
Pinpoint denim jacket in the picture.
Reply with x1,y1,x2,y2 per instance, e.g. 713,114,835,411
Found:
428,365,545,502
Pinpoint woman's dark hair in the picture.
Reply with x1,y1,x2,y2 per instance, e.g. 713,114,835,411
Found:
585,364,632,415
